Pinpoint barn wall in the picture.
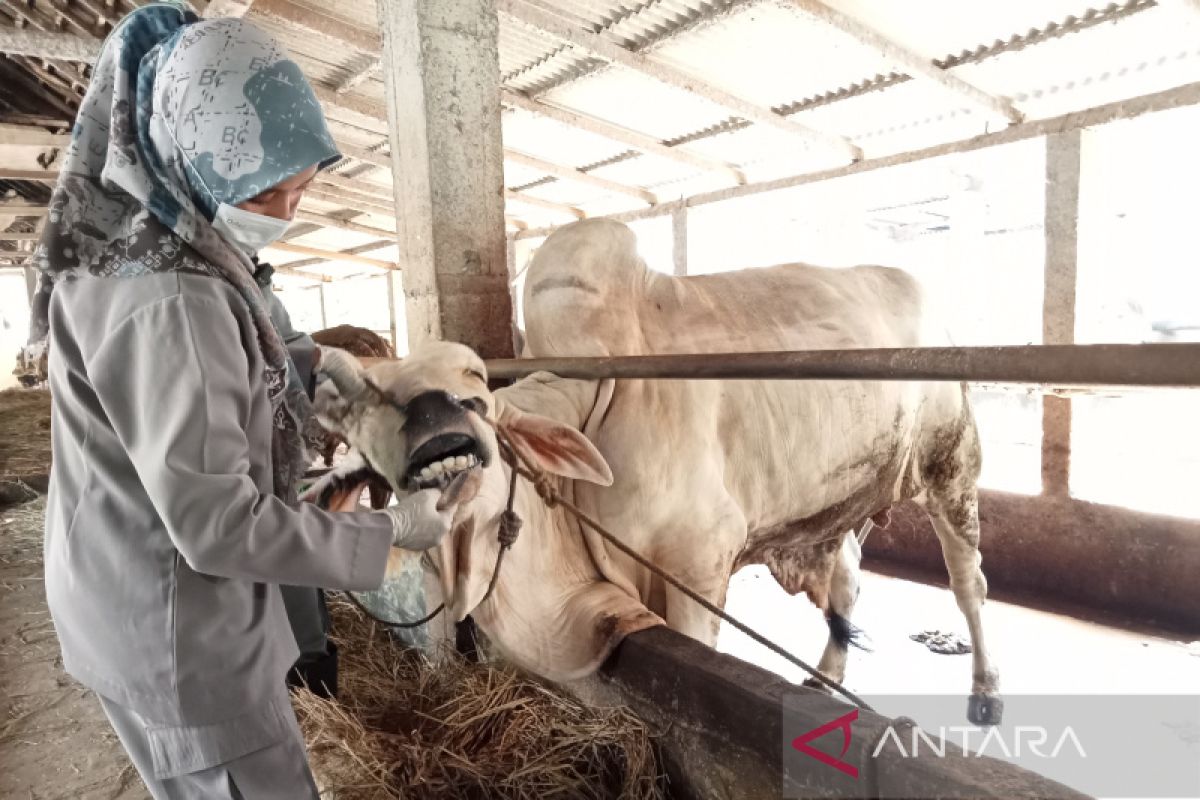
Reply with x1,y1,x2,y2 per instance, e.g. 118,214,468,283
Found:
864,491,1200,631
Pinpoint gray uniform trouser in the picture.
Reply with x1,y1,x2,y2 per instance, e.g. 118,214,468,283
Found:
97,687,319,800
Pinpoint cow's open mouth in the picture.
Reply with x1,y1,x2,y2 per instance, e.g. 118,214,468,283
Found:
406,433,490,491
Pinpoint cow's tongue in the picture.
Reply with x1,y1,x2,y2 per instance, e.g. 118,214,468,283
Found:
437,468,482,511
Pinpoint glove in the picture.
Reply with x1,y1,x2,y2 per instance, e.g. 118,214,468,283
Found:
379,489,457,551
315,346,368,400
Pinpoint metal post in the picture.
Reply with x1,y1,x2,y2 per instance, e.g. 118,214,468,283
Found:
672,206,688,276
376,0,513,358
483,343,1200,387
318,283,328,329
1042,130,1082,496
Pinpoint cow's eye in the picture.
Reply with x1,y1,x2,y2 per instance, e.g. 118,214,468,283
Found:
465,368,486,383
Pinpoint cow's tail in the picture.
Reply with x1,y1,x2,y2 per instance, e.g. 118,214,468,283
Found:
828,612,873,652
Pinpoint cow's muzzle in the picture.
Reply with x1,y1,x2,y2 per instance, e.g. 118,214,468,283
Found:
402,390,491,490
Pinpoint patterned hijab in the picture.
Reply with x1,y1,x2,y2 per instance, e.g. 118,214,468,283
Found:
27,3,341,504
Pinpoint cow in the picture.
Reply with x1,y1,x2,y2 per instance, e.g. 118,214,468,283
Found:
309,218,1001,724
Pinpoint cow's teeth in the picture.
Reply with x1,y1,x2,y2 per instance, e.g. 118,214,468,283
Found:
454,456,468,470
430,462,445,475
419,467,433,480
441,457,456,470
467,454,477,466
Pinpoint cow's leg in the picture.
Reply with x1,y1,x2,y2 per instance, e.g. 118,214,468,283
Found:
662,560,736,647
655,515,744,647
803,534,862,690
923,483,1001,724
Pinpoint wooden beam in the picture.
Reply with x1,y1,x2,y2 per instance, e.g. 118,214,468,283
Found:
302,187,394,216
0,126,70,148
271,263,331,281
0,202,48,213
515,79,1200,239
336,58,380,94
283,238,394,270
332,142,390,169
0,27,100,60
252,0,379,53
496,0,861,161
501,89,746,184
503,189,584,219
311,84,389,135
292,210,395,239
0,232,40,242
0,168,59,182
203,0,255,18
314,172,392,202
264,241,396,270
315,91,659,208
505,148,656,204
782,0,1022,123
505,215,528,230
0,113,71,129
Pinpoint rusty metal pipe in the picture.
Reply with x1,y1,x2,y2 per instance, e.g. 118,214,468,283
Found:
484,343,1200,387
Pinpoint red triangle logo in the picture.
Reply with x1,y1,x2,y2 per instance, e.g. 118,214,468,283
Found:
791,708,860,779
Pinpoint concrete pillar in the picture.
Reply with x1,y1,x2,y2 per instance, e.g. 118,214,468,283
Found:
672,205,688,276
386,271,399,352
376,0,513,359
24,265,38,306
1042,130,1082,497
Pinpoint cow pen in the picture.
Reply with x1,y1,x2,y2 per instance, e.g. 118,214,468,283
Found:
4,1,1200,799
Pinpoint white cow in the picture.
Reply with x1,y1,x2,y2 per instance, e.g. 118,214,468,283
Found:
313,219,1000,723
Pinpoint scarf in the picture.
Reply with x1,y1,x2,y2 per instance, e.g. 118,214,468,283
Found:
27,3,341,504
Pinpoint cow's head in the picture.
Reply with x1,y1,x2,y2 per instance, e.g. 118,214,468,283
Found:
313,342,631,634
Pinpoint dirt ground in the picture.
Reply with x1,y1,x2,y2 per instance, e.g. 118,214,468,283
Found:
0,499,146,800
0,388,51,479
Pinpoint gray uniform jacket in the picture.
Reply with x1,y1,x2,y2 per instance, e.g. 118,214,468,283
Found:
44,270,394,731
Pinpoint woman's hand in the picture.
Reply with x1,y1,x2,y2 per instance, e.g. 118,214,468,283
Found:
381,489,457,551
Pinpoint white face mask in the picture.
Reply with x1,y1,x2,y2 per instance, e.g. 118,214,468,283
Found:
211,203,291,256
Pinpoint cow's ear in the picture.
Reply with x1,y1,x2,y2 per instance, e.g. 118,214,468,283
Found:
499,408,613,487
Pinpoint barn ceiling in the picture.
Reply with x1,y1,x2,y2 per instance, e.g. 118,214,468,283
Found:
2,0,1200,284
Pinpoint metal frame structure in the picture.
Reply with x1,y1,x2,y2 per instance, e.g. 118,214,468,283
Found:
3,0,1200,495
483,343,1200,386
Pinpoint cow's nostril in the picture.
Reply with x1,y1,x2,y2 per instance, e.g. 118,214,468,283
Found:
460,396,486,415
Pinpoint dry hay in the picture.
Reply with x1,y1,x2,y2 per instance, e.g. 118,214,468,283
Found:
0,387,51,479
294,598,667,800
0,494,45,548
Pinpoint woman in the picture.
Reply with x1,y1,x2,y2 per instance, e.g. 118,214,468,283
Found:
27,6,453,798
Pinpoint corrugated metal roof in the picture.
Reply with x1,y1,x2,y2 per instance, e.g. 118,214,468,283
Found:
4,0,1200,277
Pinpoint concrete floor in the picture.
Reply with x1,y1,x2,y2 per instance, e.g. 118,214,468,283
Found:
718,565,1200,695
719,567,1200,795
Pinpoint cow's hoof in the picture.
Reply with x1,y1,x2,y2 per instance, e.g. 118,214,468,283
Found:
801,675,834,694
968,693,1003,726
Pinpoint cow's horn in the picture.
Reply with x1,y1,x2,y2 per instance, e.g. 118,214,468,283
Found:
319,347,370,400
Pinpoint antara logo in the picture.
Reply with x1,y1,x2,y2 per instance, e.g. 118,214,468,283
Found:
792,707,1089,779
791,709,860,779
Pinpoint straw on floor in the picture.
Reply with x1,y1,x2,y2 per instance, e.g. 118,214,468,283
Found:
293,597,667,800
